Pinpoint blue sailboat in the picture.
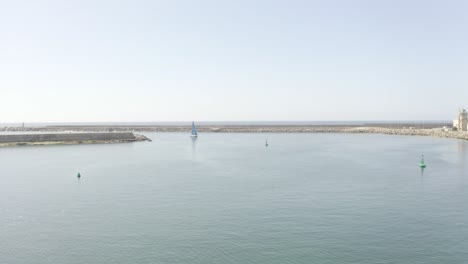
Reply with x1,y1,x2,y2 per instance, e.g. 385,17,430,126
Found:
191,121,198,137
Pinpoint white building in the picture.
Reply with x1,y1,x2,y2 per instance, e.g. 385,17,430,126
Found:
453,109,468,131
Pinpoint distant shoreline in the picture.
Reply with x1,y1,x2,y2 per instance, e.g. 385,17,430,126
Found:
2,123,467,141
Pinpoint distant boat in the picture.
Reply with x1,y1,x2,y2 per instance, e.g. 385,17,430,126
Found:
265,139,269,147
77,172,81,178
419,155,426,168
191,121,198,137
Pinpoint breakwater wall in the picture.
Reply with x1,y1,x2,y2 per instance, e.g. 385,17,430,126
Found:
2,125,467,141
0,132,137,143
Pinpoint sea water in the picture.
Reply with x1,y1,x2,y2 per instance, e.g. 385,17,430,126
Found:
1,133,467,263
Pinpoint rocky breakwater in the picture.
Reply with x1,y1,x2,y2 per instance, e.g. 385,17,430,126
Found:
0,132,151,147
342,127,468,140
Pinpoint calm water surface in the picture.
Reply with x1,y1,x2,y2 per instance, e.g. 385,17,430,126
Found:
1,133,467,264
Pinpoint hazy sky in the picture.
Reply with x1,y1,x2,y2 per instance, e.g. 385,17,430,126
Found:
1,0,467,122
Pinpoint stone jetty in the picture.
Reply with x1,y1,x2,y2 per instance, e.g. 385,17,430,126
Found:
0,132,151,147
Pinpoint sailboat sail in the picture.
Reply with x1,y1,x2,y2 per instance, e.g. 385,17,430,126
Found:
191,121,198,137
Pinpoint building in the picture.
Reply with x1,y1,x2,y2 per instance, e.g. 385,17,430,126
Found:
453,109,468,131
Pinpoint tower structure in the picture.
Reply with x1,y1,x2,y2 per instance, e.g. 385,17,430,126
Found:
454,109,468,131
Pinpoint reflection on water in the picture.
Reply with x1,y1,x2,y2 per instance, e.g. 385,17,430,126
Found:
458,140,467,165
456,140,468,190
191,136,197,160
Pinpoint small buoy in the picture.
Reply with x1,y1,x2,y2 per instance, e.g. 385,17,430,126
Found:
419,155,426,168
265,139,269,147
77,172,81,178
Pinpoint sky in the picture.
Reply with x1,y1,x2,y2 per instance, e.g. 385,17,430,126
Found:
0,0,467,122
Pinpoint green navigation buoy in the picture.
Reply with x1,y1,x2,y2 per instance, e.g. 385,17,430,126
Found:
77,172,81,178
419,155,426,168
